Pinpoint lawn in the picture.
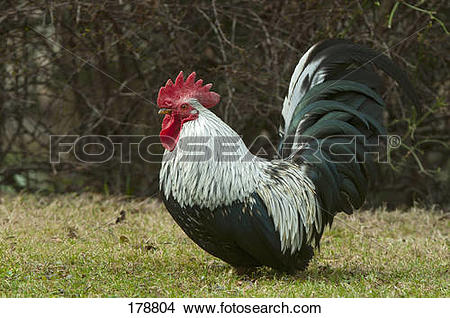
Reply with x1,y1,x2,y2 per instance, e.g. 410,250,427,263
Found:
0,193,448,297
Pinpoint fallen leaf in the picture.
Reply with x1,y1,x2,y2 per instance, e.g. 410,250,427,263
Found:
115,210,127,224
119,235,130,243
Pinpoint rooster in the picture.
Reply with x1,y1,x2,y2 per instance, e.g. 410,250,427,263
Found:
157,39,416,272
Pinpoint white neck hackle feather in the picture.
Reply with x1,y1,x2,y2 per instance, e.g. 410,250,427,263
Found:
160,100,320,254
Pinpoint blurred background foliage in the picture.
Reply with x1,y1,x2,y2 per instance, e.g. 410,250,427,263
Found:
0,0,448,210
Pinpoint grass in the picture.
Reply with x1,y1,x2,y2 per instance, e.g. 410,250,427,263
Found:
0,193,448,297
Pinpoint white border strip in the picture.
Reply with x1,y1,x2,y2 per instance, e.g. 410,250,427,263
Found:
0,298,447,318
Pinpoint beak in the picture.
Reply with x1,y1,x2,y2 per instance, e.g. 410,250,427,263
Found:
158,108,172,115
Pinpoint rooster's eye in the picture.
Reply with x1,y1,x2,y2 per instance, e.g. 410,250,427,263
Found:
181,104,188,109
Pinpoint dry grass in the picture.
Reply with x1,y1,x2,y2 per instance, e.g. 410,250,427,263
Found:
0,193,448,297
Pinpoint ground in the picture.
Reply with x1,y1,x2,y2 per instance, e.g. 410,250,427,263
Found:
0,193,448,297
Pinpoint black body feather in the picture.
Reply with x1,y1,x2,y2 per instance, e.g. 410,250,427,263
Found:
162,194,314,272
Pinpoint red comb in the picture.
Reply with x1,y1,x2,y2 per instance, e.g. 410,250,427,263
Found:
157,71,220,108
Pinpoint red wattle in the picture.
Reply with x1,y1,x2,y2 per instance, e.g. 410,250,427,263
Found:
160,114,181,151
